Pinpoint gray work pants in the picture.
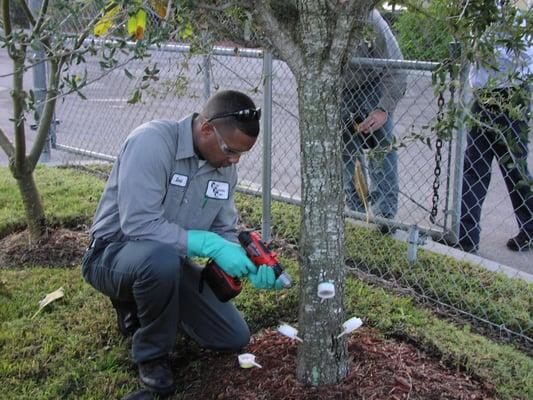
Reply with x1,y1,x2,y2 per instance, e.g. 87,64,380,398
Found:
81,240,250,363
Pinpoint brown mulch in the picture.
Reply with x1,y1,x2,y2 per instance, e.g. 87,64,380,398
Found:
0,228,89,268
173,329,496,400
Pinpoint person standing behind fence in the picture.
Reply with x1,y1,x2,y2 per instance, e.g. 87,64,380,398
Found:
458,1,533,253
341,9,407,229
81,90,284,396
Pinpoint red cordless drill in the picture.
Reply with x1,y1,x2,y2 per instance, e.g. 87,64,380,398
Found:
201,231,293,302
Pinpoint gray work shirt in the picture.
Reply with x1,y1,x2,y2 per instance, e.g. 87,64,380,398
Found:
342,10,407,113
90,115,239,253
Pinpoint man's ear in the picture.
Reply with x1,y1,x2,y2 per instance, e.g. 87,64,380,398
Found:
199,121,212,138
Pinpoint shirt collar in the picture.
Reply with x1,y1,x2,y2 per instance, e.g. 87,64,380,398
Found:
175,114,197,160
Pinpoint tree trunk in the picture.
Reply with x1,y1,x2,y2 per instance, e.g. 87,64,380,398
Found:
296,69,348,385
15,172,46,242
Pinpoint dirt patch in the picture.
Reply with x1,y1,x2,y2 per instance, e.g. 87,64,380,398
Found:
170,328,496,400
0,228,89,268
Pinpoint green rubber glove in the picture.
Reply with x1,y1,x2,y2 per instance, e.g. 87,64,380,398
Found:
248,265,283,290
187,230,255,277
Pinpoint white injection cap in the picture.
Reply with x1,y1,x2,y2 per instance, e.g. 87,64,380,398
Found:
277,324,303,342
336,317,363,339
317,282,335,299
238,353,262,368
342,317,363,332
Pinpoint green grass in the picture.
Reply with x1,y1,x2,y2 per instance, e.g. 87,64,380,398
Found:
0,166,105,238
0,269,137,399
235,193,533,339
0,165,532,399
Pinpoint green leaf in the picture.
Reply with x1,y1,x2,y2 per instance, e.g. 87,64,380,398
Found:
127,89,141,104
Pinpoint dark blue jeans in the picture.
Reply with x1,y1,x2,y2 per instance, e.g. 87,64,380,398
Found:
82,240,250,363
460,87,533,247
341,86,399,218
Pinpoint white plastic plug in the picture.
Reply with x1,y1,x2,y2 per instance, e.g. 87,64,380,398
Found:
277,324,303,342
238,353,262,368
336,317,363,339
317,281,335,300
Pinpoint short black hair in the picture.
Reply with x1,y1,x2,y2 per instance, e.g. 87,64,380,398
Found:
201,90,260,137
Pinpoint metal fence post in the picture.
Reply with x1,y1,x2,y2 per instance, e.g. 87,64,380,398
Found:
203,54,211,101
261,51,273,241
202,35,211,101
29,0,51,162
450,46,469,244
407,225,420,263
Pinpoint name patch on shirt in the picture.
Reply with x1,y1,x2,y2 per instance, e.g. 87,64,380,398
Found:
170,173,188,187
206,180,229,200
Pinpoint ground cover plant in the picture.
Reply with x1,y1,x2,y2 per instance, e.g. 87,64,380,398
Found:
235,194,533,342
0,165,531,399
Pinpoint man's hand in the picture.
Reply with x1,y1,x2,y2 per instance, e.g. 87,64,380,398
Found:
248,265,283,290
187,230,256,277
357,108,388,133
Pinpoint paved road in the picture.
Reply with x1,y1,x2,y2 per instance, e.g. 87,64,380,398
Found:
1,47,531,274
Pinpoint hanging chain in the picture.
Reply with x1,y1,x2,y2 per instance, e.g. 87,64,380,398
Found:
430,56,458,225
430,80,446,224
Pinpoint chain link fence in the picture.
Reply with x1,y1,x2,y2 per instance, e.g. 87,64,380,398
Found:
34,5,532,345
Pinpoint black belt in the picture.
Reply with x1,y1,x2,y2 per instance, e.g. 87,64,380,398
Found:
87,237,110,251
87,237,96,249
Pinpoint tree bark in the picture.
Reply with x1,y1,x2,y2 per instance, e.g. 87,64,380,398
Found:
296,69,348,385
9,48,47,242
15,171,46,241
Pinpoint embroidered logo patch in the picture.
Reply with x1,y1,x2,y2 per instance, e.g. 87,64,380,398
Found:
205,180,229,200
170,173,188,187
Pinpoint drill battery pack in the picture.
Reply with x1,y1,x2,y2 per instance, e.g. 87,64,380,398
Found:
200,259,243,302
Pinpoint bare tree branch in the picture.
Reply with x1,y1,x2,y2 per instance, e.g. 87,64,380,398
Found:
32,0,50,36
327,0,378,72
1,0,13,55
11,49,27,172
28,59,60,169
250,0,304,74
165,0,172,23
19,0,36,27
0,126,15,158
45,55,135,104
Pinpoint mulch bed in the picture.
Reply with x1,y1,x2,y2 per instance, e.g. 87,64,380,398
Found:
0,228,89,268
172,329,496,400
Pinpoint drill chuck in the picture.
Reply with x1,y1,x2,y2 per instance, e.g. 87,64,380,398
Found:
202,231,293,302
278,272,293,288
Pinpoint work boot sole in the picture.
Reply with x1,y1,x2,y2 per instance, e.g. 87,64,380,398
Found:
138,378,175,396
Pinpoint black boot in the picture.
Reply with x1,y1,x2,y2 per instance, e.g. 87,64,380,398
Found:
121,388,156,400
506,232,533,251
111,299,140,337
138,356,175,395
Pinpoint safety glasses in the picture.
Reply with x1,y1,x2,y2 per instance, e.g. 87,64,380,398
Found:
211,124,248,157
207,108,261,123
